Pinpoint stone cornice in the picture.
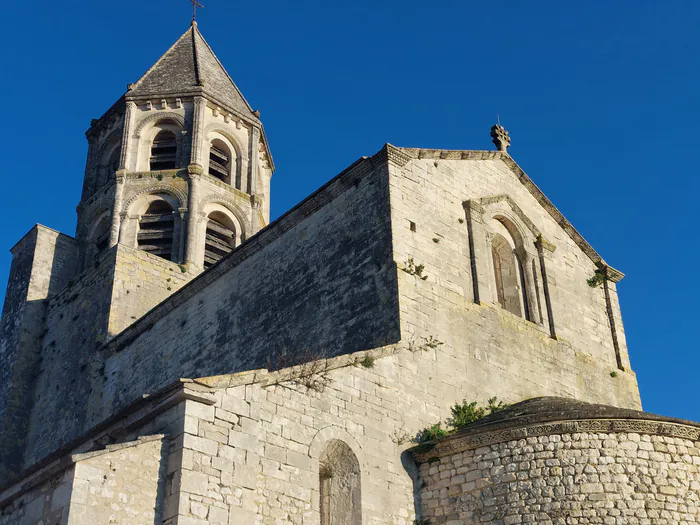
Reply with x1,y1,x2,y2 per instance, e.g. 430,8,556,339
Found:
411,416,700,463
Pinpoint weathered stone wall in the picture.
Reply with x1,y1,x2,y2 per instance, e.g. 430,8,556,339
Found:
416,427,700,524
0,465,74,525
68,436,167,524
108,246,191,336
388,150,639,408
17,157,399,473
97,158,399,424
23,245,191,469
0,226,79,483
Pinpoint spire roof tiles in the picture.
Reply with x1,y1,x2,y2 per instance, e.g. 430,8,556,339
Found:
128,22,257,121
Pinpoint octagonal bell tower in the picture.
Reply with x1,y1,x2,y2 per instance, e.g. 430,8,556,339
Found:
77,21,274,272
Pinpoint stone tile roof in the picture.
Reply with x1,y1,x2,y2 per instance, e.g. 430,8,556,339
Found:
458,397,700,434
128,22,257,121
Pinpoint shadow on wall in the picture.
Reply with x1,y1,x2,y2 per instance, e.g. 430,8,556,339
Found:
401,450,423,522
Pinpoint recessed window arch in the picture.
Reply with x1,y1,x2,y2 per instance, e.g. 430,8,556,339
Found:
490,217,531,321
319,440,361,525
150,129,178,171
94,134,122,190
137,198,175,260
203,210,237,269
90,214,112,262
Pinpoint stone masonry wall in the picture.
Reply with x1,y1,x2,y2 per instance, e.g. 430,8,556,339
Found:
108,246,191,337
97,159,399,431
23,246,191,469
0,226,79,483
68,437,167,524
388,152,639,408
0,464,74,525
417,429,700,524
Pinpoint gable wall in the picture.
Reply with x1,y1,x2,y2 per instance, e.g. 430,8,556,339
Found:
388,154,640,409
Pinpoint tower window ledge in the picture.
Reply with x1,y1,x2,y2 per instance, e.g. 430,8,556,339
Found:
126,169,187,180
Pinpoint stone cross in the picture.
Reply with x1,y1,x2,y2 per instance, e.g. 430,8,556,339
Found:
490,124,511,152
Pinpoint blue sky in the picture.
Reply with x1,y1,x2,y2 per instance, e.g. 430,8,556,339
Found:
1,1,698,419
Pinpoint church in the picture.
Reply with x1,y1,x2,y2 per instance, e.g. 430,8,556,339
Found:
1,18,699,525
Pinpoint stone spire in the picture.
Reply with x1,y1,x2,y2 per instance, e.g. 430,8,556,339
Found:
490,124,511,152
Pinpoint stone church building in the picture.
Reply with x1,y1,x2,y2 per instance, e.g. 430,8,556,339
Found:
1,21,699,525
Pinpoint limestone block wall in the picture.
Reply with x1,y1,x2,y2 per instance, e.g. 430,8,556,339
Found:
0,464,74,525
415,424,700,524
68,436,167,524
108,246,191,337
24,246,191,469
388,150,639,409
0,437,167,525
97,157,399,428
0,226,79,483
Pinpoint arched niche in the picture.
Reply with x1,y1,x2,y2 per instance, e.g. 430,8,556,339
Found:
95,132,122,190
319,440,362,525
85,211,111,265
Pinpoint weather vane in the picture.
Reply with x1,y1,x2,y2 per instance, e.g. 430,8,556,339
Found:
190,0,204,21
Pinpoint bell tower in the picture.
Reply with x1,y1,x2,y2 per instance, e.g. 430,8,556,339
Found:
77,21,274,272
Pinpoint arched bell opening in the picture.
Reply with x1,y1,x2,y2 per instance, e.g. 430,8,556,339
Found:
150,129,178,171
203,211,236,269
137,199,175,260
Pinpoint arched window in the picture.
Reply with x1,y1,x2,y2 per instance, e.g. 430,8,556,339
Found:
150,130,178,170
208,139,232,184
491,231,530,320
203,211,236,269
137,200,174,260
319,440,361,525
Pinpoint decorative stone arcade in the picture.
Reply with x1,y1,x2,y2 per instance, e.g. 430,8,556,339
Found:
75,21,274,274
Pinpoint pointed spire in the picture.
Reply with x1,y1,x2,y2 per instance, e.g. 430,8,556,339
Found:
128,25,258,121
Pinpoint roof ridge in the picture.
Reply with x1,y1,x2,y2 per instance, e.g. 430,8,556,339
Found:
191,22,202,86
192,24,255,113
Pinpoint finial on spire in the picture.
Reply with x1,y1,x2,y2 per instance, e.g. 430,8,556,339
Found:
490,123,511,152
190,0,204,22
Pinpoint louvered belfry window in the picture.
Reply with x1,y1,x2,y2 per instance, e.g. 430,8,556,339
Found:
204,212,235,269
208,139,232,183
137,200,174,261
150,130,178,170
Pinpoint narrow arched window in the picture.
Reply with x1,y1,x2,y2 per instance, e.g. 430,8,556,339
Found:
92,217,111,260
491,233,523,318
319,440,361,525
150,130,178,170
203,211,236,269
137,200,174,260
208,139,232,184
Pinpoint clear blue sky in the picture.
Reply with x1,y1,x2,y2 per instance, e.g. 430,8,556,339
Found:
1,1,698,419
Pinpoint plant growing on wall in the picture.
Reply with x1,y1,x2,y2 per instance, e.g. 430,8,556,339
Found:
414,397,510,444
402,257,428,280
587,269,607,288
